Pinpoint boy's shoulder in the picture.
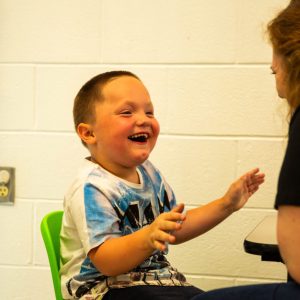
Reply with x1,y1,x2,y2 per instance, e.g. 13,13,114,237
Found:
139,160,167,186
74,157,99,181
140,160,160,174
65,158,104,197
65,159,164,197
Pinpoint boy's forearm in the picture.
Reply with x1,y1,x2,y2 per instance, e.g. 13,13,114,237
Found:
89,226,154,276
88,197,234,274
173,197,233,244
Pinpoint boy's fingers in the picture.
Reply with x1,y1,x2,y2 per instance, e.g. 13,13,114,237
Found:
150,230,175,250
153,240,168,252
248,168,259,175
155,231,176,244
171,203,185,214
170,203,185,221
160,220,182,232
243,169,265,186
244,168,264,180
161,211,185,222
249,175,265,186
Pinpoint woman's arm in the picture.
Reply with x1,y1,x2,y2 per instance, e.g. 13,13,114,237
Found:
277,205,300,283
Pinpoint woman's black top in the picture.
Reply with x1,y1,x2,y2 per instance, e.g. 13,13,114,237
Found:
275,106,300,208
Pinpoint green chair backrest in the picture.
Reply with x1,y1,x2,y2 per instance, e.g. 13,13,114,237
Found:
41,210,64,300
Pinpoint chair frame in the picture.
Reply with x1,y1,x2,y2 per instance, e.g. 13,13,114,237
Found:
41,210,64,300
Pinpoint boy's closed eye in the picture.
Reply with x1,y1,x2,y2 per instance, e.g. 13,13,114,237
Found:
146,111,154,117
119,110,154,117
120,110,132,116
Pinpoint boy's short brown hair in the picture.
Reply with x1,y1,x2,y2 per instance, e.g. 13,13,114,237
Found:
73,70,140,132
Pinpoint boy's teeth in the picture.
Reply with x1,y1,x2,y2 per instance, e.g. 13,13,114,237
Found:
128,133,149,141
131,134,147,138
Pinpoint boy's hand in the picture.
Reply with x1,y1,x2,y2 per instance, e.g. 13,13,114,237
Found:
146,203,186,252
224,168,265,212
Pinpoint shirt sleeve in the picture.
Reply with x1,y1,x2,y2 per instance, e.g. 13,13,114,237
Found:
69,181,122,254
275,109,300,208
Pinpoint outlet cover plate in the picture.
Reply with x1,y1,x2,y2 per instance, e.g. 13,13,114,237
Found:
0,167,15,205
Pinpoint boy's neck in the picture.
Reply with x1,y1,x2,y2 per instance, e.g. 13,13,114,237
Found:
90,156,140,184
123,171,140,184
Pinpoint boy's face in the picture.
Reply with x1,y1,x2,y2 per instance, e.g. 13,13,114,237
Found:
90,76,160,174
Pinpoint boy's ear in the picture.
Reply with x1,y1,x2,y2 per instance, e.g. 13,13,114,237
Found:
77,123,96,145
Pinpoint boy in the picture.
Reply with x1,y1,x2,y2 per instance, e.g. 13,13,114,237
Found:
60,70,265,300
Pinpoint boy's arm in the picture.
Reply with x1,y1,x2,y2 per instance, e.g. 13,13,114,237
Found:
173,168,265,244
89,168,264,275
89,207,184,276
89,226,153,276
172,198,235,244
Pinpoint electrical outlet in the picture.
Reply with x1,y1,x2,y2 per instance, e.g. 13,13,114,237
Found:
0,167,15,205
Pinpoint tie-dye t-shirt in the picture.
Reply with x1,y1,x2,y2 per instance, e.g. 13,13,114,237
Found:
60,158,188,299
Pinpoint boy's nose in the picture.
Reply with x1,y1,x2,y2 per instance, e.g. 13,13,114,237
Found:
136,113,150,126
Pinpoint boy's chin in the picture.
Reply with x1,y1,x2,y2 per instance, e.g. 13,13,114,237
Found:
132,153,150,165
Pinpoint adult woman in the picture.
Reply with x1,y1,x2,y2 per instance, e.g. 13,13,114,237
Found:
192,0,300,299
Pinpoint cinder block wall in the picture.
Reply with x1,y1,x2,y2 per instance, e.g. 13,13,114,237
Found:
0,0,289,298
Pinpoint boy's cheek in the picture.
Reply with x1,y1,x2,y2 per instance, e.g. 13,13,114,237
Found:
153,122,160,138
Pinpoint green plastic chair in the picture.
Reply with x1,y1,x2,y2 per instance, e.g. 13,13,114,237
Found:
41,210,64,300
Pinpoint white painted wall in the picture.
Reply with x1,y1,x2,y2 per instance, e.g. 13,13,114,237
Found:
0,0,290,298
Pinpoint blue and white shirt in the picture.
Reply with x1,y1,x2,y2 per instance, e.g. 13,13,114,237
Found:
60,158,188,299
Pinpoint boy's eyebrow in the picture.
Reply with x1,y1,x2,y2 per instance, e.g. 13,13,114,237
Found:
121,100,154,107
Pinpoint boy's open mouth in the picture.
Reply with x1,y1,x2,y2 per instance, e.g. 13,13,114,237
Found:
128,133,149,142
